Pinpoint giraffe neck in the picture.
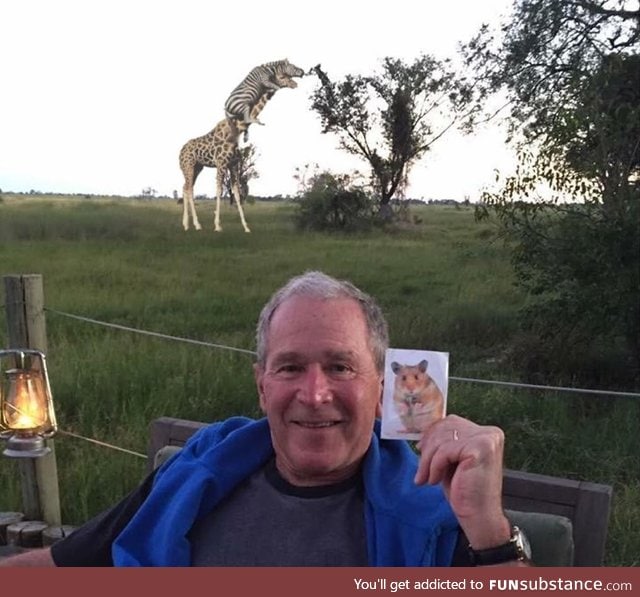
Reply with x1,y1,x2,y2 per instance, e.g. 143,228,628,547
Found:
234,91,272,133
251,92,271,119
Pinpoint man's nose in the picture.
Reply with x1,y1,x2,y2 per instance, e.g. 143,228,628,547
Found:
297,364,333,405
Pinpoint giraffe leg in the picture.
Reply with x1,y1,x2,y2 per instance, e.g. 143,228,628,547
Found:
231,181,251,233
190,190,202,231
181,185,190,231
182,182,202,231
181,160,202,231
214,170,223,232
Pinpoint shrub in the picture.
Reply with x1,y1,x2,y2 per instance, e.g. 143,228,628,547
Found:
295,171,375,232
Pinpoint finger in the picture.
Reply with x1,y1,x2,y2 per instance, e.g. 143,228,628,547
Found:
415,421,503,486
414,431,463,485
414,421,453,485
416,414,468,450
419,441,467,486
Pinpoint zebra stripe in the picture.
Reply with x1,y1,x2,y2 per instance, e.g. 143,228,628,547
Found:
224,59,304,125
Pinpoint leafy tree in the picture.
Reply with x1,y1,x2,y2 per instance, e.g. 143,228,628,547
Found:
467,0,640,386
310,57,473,213
463,0,639,142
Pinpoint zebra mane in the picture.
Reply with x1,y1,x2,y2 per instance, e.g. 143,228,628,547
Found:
260,59,289,68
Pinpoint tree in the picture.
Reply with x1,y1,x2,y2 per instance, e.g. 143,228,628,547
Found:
463,0,639,143
141,187,157,199
225,144,259,205
310,57,473,212
467,0,640,386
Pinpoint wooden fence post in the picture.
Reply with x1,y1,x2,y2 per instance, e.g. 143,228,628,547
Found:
3,274,62,526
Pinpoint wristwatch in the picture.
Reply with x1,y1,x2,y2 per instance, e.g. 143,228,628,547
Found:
468,525,532,566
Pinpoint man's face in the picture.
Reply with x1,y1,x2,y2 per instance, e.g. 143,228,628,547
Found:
254,296,383,486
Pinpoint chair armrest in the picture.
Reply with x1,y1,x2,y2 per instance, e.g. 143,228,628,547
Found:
153,445,183,469
506,509,574,566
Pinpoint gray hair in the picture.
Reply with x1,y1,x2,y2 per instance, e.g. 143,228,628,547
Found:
255,271,389,372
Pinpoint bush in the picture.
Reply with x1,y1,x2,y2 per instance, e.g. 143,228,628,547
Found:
510,200,639,388
296,188,374,232
295,171,375,232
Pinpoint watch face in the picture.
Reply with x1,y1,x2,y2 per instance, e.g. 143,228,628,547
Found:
514,526,533,560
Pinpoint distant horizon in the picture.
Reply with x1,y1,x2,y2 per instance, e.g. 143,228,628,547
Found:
0,188,480,204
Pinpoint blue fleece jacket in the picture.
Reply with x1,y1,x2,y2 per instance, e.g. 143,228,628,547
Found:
113,417,460,566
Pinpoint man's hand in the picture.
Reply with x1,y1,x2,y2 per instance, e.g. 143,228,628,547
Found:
414,414,512,550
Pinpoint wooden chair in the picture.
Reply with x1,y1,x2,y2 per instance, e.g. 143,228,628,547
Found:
502,469,612,566
148,416,613,566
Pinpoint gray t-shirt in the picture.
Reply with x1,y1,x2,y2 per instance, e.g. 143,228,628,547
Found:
188,459,368,566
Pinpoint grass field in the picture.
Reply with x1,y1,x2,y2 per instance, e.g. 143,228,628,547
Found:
0,195,638,565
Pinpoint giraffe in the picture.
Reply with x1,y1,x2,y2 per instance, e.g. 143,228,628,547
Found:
178,76,296,233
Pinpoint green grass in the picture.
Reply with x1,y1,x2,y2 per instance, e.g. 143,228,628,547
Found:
0,195,637,565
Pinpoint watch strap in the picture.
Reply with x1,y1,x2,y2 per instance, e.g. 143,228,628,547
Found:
468,525,529,566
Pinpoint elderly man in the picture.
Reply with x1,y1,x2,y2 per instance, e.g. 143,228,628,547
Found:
1,271,530,567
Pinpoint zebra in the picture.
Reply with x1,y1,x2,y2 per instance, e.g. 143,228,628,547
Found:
224,59,305,130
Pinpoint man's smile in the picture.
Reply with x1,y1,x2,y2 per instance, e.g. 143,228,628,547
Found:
293,420,341,429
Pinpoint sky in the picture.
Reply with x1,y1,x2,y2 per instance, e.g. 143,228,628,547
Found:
1,0,516,201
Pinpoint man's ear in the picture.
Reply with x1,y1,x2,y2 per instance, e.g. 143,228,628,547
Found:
254,363,267,413
376,374,384,418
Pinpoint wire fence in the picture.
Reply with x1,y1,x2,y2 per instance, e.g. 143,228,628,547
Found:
4,303,640,459
45,308,640,399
